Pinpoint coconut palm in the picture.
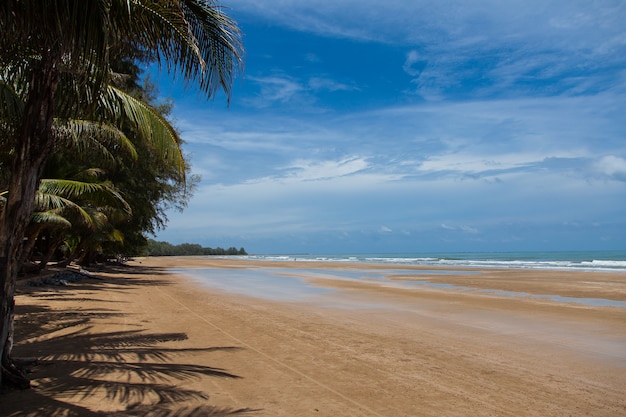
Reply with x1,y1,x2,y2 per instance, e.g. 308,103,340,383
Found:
0,0,243,387
20,174,133,270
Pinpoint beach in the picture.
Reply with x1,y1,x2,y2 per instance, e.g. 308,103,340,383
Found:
4,256,626,416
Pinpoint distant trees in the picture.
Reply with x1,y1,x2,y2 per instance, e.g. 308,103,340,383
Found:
145,239,247,256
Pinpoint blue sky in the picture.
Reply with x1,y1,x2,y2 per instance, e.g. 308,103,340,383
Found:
150,0,626,254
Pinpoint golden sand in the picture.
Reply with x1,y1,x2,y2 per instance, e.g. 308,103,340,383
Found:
3,256,625,416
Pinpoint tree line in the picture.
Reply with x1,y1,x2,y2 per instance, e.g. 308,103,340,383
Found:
0,1,243,389
146,240,247,256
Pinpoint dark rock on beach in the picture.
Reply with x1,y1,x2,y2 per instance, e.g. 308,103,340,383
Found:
27,268,94,287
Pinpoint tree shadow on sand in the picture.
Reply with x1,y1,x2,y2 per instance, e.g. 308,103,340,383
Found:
2,275,260,416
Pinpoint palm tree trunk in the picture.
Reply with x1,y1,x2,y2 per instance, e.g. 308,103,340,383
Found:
19,228,44,270
38,234,66,271
0,55,58,388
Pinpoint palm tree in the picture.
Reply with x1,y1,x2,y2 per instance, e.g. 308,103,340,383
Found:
19,173,133,270
0,0,243,388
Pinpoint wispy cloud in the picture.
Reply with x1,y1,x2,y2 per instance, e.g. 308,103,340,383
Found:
241,74,359,109
244,75,306,107
153,1,626,251
441,224,479,234
279,156,369,182
232,0,626,48
175,89,624,186
402,50,425,77
232,0,626,100
308,77,358,92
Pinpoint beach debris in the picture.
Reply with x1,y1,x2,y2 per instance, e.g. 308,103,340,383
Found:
27,268,95,287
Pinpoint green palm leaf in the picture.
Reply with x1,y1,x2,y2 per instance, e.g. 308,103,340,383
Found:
54,119,138,160
30,211,72,228
0,79,24,122
101,86,185,177
129,0,243,98
39,179,132,215
34,191,95,228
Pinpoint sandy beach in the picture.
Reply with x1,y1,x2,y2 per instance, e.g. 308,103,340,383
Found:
3,256,626,416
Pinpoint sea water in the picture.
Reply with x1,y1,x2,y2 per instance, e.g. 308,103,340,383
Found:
239,250,626,272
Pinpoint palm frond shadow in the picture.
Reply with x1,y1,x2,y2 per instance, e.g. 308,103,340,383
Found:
8,280,259,416
70,360,241,383
92,263,177,280
40,375,213,405
20,265,179,296
113,404,257,417
3,391,106,417
14,305,125,342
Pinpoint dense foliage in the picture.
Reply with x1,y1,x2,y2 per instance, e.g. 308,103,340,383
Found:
145,239,247,256
0,0,243,389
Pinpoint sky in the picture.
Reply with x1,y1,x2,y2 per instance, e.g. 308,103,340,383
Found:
150,0,626,254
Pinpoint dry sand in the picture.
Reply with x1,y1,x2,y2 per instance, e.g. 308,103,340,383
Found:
2,256,626,416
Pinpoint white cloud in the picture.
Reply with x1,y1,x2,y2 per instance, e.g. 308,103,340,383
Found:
241,75,359,109
461,225,479,234
308,77,357,92
278,156,369,182
439,223,479,235
174,90,623,188
418,154,529,174
158,159,624,250
245,75,306,107
403,50,423,76
595,155,626,180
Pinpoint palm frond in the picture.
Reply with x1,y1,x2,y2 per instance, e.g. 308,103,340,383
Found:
0,191,6,213
40,179,106,199
82,208,110,230
101,86,185,178
129,0,243,100
0,79,24,122
108,228,125,244
0,0,111,95
39,178,132,215
54,119,138,160
180,0,244,99
34,191,96,228
75,168,107,181
30,211,72,228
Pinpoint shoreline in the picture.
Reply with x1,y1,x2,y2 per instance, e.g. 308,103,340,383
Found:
4,256,626,416
155,255,626,302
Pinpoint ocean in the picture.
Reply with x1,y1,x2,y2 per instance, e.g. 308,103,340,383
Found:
239,250,626,272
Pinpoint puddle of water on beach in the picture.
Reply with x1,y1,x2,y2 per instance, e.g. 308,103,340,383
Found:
404,280,626,308
172,267,626,309
531,293,626,308
171,268,333,301
172,267,469,301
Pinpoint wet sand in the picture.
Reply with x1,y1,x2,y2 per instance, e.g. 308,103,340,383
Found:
4,256,626,416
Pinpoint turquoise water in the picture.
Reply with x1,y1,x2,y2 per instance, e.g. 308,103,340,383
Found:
239,250,626,272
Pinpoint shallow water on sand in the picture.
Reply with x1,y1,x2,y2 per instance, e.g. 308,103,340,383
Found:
172,268,332,301
173,267,626,308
